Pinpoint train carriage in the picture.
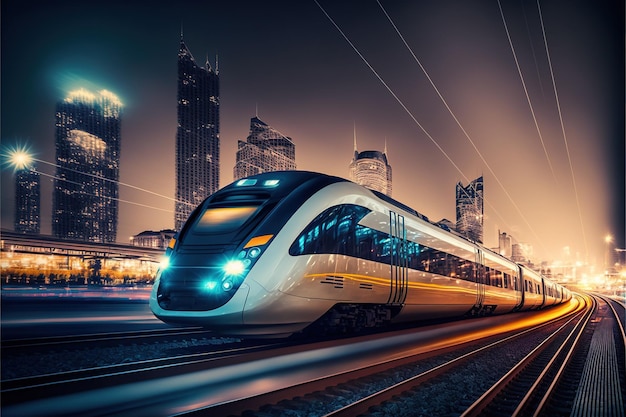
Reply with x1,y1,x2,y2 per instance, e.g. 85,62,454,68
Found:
150,171,571,337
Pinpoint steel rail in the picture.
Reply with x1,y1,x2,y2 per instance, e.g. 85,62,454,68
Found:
597,294,626,347
1,340,286,401
2,327,207,350
461,294,594,417
314,302,586,417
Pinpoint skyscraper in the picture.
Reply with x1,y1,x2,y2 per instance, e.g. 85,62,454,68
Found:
53,88,122,243
456,176,484,243
234,116,296,180
15,167,40,234
349,131,392,196
175,35,220,230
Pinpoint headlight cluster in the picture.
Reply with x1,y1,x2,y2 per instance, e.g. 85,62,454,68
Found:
216,242,267,292
219,247,257,291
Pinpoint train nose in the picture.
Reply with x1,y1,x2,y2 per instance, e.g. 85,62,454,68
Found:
156,267,241,311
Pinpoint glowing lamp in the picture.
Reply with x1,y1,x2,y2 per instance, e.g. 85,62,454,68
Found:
224,260,245,276
159,256,170,270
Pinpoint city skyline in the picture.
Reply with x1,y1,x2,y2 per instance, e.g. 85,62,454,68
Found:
1,0,623,268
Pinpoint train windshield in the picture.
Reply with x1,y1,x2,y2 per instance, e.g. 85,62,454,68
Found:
192,206,258,233
192,206,259,235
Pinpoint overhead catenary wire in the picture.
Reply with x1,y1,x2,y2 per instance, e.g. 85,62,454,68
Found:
536,0,589,259
313,0,467,185
35,170,174,213
374,0,544,247
496,0,559,185
315,0,549,253
32,157,192,207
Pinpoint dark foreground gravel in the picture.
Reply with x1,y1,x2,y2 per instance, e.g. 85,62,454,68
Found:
1,336,240,380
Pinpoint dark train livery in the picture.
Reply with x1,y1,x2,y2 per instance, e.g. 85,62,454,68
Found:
150,171,571,337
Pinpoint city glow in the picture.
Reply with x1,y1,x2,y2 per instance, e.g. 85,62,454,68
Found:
66,88,96,103
99,89,123,107
65,88,123,108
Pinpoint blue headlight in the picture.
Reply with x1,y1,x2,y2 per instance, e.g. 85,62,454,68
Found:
224,260,246,276
203,281,218,291
159,256,170,270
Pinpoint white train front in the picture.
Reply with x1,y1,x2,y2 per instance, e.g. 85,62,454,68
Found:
150,171,571,337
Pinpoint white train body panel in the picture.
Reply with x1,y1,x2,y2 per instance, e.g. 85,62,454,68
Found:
150,171,571,337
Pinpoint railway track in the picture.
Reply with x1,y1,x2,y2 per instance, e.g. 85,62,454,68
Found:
192,293,623,417
2,327,209,350
5,294,620,417
180,296,590,416
2,335,289,408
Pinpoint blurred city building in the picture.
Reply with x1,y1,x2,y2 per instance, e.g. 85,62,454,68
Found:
1,230,161,286
456,176,483,243
53,88,122,243
14,167,40,234
349,130,392,196
498,231,512,257
512,241,533,263
130,229,176,250
233,116,296,180
175,34,220,230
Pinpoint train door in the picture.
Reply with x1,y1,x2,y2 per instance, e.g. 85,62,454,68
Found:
474,249,486,312
513,266,523,310
388,211,408,305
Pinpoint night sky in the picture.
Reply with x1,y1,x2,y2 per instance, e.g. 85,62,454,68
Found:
1,0,623,270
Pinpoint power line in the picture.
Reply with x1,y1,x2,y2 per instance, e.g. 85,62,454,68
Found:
315,0,549,252
313,0,467,184
536,0,588,258
35,170,174,213
496,0,558,184
32,157,192,207
375,0,545,247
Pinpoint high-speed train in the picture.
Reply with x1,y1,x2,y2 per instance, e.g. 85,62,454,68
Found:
150,171,571,337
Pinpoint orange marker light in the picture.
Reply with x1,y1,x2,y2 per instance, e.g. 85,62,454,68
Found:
244,234,273,248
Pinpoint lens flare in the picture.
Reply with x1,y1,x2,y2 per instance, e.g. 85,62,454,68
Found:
224,260,245,276
2,144,34,172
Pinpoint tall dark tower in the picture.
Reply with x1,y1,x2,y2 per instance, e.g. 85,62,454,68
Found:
15,167,40,234
456,176,484,243
53,88,122,243
175,35,220,230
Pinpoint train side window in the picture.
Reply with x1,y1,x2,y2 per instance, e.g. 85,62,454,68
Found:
290,204,370,256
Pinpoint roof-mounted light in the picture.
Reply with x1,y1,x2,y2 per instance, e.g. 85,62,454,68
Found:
236,179,257,186
263,179,280,187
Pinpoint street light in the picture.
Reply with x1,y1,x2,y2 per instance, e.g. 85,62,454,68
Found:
3,144,34,172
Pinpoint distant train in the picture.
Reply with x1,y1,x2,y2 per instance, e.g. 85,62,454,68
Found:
150,171,571,337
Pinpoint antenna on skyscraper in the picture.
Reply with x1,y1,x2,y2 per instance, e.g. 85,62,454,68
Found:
353,121,358,152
